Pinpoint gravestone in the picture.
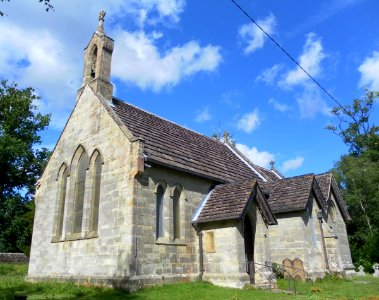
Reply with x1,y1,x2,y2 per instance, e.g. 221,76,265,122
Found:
282,258,306,281
292,258,306,281
357,265,365,276
373,263,379,278
282,258,293,279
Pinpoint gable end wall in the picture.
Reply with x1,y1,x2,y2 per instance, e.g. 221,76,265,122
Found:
28,86,140,281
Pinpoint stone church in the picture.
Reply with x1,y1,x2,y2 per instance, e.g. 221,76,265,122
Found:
27,14,355,290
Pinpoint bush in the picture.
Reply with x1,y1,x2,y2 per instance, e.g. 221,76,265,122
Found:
272,262,284,279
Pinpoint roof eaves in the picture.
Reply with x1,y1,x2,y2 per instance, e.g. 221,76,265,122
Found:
239,182,257,220
330,176,351,221
147,158,226,184
311,177,327,212
193,215,240,225
255,184,277,225
273,207,305,215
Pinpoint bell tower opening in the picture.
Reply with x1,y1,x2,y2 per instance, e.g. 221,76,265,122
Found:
90,45,98,80
78,10,114,101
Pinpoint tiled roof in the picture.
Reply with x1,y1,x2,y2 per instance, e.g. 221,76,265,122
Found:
315,173,332,200
111,98,262,183
255,165,282,181
195,180,276,225
260,174,326,213
316,173,351,221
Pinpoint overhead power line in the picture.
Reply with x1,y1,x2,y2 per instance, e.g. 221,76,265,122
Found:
229,0,347,112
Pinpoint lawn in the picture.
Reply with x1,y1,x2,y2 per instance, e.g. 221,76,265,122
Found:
1,264,379,299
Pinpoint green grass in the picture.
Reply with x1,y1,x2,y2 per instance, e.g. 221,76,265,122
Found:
1,264,379,299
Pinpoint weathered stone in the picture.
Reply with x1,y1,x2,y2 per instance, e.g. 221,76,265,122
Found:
357,265,366,276
373,263,379,277
27,13,355,292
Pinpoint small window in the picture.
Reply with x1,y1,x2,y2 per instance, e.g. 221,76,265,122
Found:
205,231,216,253
173,188,181,239
90,45,98,79
156,185,165,239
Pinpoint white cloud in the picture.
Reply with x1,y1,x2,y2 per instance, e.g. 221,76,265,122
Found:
237,109,261,133
112,30,222,91
358,51,379,90
268,98,291,113
255,64,283,85
111,0,185,27
0,22,81,128
195,107,212,122
281,156,304,172
155,0,185,22
280,33,326,88
0,0,190,130
239,14,276,54
236,143,275,169
296,84,331,118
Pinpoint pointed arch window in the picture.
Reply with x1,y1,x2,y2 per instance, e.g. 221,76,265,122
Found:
89,150,102,232
72,147,87,234
156,185,165,239
53,164,68,240
90,45,98,79
173,188,181,239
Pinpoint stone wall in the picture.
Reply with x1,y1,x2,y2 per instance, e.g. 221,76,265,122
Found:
129,165,212,289
324,192,354,273
0,253,29,263
27,86,140,282
200,200,272,288
201,220,249,288
268,197,325,278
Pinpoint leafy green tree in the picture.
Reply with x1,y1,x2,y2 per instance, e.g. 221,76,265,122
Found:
0,0,53,16
328,90,379,270
326,90,379,156
0,80,50,254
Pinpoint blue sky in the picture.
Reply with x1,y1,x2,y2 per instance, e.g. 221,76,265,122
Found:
1,0,378,177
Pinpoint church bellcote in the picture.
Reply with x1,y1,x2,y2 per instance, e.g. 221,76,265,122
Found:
79,11,114,100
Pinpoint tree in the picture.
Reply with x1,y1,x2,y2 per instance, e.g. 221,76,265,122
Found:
0,80,50,254
0,0,53,16
328,90,379,270
326,90,379,156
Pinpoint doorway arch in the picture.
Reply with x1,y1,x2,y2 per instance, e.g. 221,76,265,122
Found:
244,214,256,284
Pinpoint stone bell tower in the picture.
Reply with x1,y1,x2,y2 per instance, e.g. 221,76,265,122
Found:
78,11,114,100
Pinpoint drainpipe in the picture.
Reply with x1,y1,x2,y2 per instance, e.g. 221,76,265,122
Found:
317,209,329,271
196,227,204,280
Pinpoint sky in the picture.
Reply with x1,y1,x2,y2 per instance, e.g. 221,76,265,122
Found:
0,0,379,177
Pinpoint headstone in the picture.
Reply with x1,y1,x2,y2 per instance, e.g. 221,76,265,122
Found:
282,258,306,281
292,258,306,281
357,265,365,276
373,263,379,278
282,258,293,279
